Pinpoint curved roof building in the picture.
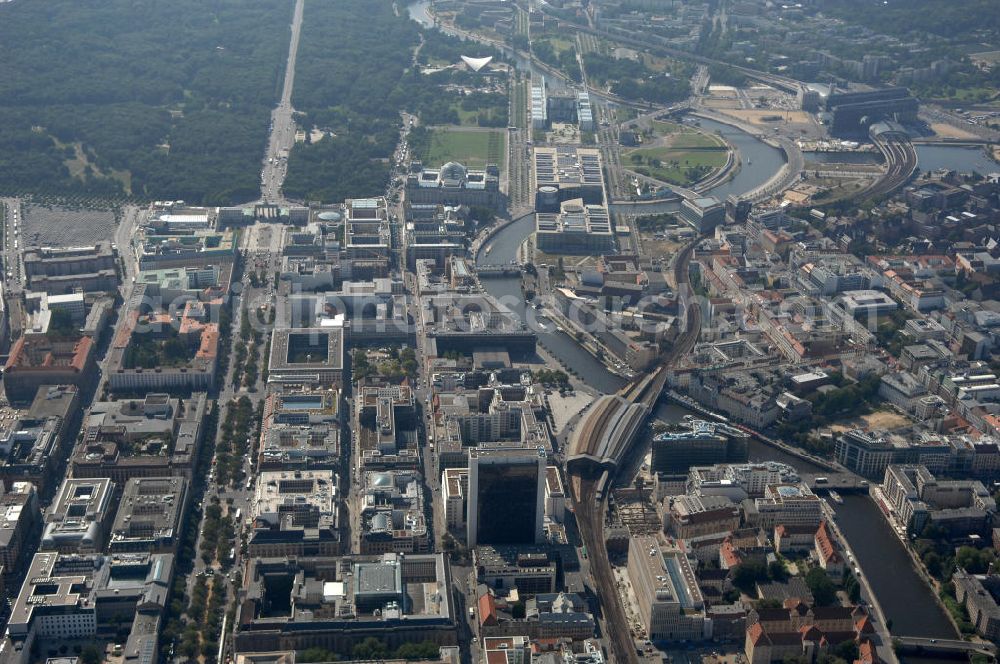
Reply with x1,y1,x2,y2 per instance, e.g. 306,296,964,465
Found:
461,55,493,72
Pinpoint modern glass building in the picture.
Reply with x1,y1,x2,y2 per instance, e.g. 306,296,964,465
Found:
467,445,546,547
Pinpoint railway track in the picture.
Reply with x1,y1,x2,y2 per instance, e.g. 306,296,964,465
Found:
569,238,701,663
863,135,918,201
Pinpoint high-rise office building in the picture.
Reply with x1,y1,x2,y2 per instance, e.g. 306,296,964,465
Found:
467,445,546,547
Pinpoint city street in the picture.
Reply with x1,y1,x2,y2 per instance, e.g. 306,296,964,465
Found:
260,0,305,203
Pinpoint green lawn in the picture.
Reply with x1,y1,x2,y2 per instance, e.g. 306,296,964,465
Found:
549,37,575,55
450,102,506,127
671,131,725,150
626,146,727,186
652,121,724,148
421,129,506,168
535,35,574,56
652,120,684,135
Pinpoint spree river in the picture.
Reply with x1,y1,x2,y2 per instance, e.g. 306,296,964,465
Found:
411,0,981,642
917,144,1000,175
473,113,790,391
472,124,958,638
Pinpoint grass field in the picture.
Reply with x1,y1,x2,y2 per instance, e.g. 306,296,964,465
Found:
421,128,506,168
652,121,725,149
670,131,725,150
450,103,506,127
543,36,575,55
512,77,528,130
625,146,727,186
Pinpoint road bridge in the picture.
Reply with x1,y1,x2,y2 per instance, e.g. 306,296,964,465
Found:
800,473,870,493
477,265,523,277
896,637,996,659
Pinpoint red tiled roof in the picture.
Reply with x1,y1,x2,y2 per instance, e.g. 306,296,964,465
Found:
815,521,842,564
478,593,498,627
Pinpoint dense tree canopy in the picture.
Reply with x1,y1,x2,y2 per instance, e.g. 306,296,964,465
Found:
584,53,691,104
821,0,1000,39
0,0,292,202
285,0,507,203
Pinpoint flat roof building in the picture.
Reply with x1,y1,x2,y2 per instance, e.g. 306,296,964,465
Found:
472,545,558,595
746,483,824,529
72,393,207,483
882,464,995,537
664,495,741,540
261,388,341,471
234,553,455,654
533,147,606,211
627,536,706,641
7,551,173,644
441,468,468,531
250,470,340,557
344,198,392,260
109,477,188,553
360,470,429,555
135,227,236,269
268,386,340,426
535,199,615,256
531,81,548,129
652,419,750,473
680,196,725,233
267,327,345,388
576,92,595,131
24,242,117,278
838,289,899,318
0,482,41,582
421,294,536,359
0,415,63,494
23,242,119,295
41,477,116,554
356,385,418,470
688,462,801,500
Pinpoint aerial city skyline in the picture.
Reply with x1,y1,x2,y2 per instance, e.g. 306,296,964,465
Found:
0,1,998,664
